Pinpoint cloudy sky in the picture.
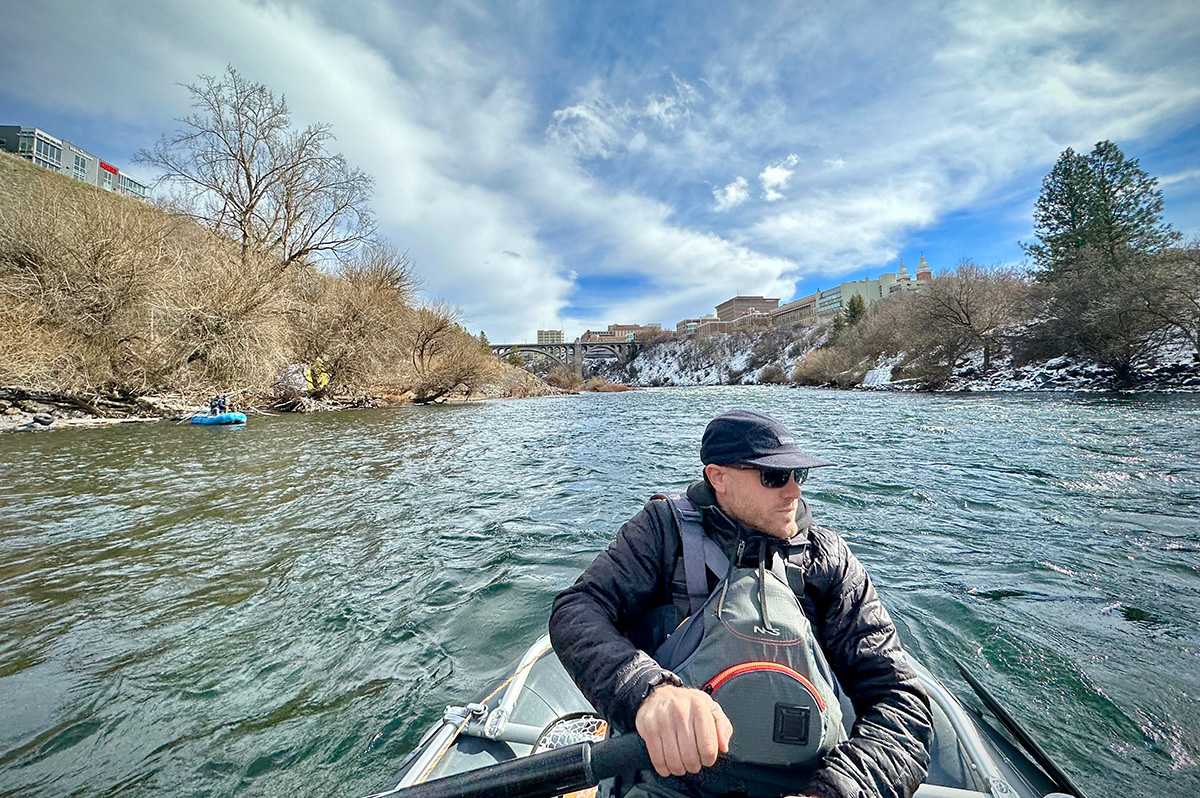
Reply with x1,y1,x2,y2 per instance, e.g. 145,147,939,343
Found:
3,1,1198,341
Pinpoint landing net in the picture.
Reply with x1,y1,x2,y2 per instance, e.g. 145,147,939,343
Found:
533,714,609,798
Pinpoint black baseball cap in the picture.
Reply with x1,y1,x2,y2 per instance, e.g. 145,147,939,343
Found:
700,410,836,470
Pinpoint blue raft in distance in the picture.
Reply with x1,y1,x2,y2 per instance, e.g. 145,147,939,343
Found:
190,412,247,426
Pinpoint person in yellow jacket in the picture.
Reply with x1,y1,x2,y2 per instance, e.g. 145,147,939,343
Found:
304,357,329,392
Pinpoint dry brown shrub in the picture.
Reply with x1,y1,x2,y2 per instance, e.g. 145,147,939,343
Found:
396,302,501,402
500,369,544,398
1,163,179,392
759,364,787,384
0,155,297,397
849,293,920,358
0,155,505,405
792,347,857,386
286,243,417,393
582,377,633,392
545,368,583,391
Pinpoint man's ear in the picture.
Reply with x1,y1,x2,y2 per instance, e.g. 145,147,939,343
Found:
704,463,727,496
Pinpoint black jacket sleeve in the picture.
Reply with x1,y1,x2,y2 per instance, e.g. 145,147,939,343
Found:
551,498,933,798
800,528,933,798
549,503,680,733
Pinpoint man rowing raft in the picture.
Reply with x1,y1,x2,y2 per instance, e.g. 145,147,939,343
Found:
550,410,932,798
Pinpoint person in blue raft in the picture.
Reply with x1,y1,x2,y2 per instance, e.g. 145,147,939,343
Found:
208,395,234,415
550,411,933,798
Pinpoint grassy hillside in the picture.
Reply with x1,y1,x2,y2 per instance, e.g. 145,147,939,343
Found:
0,153,506,408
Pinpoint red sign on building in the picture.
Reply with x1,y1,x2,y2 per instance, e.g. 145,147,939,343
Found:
100,161,118,175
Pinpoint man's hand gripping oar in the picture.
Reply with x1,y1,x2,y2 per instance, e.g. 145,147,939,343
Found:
634,683,732,778
368,732,653,798
371,684,732,798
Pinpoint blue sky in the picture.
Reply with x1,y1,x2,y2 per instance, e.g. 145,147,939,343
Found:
3,1,1198,342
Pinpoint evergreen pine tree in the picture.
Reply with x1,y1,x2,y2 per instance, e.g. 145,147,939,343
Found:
828,312,846,345
1025,140,1178,277
1024,147,1093,275
845,294,868,326
1084,140,1179,261
1024,140,1183,387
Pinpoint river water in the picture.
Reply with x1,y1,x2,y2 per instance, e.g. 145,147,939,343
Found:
1,387,1198,798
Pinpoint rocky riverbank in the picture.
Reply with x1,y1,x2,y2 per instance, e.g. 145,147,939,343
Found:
890,339,1200,392
0,360,571,433
601,327,1200,393
9,335,1196,435
0,388,180,433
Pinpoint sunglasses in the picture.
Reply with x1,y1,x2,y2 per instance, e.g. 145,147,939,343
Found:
728,464,809,489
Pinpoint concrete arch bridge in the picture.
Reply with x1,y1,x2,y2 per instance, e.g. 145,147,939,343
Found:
490,341,636,376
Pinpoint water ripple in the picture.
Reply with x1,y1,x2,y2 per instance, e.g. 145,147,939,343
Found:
2,389,1199,797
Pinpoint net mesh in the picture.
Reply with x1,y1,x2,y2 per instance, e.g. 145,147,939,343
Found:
534,714,609,798
533,715,609,752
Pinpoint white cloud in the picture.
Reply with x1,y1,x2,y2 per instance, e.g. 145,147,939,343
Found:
759,154,799,202
753,189,938,274
547,86,630,160
546,73,700,162
2,0,1198,338
644,74,699,128
1160,168,1200,187
713,177,750,211
672,1,1200,275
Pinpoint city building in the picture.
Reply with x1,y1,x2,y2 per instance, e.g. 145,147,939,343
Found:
581,323,662,343
536,329,565,344
915,255,932,282
696,319,731,338
678,316,719,335
0,125,149,199
715,295,780,322
730,309,775,328
669,258,935,340
815,263,930,319
818,278,892,317
771,292,820,326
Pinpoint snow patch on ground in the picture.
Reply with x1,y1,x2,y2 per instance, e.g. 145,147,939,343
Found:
608,328,1199,393
866,337,1200,392
610,325,825,387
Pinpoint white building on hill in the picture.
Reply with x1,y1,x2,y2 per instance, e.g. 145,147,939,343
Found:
0,125,149,199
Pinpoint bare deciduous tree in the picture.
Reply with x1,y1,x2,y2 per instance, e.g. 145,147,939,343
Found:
397,301,498,402
1128,244,1200,360
410,333,499,403
913,262,1031,372
405,302,459,374
137,66,375,273
1037,246,1171,387
287,242,419,392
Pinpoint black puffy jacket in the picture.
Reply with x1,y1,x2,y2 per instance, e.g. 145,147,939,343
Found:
549,480,933,798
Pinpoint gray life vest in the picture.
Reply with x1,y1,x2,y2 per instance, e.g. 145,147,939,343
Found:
649,493,847,796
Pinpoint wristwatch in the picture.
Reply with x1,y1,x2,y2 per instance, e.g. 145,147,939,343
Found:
642,669,683,702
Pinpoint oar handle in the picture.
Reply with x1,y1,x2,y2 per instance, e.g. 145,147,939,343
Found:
589,733,653,784
388,733,651,798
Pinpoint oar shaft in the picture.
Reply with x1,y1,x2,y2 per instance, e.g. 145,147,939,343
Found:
387,734,651,798
953,659,1088,798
